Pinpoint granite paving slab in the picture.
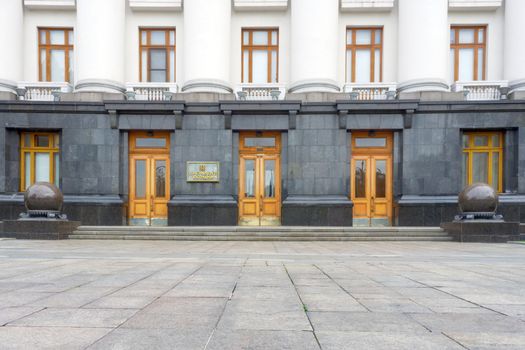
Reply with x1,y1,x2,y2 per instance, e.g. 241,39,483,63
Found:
1,239,525,349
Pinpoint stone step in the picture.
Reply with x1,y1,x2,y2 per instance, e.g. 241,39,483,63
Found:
69,234,453,241
69,226,451,241
71,230,448,237
75,225,445,233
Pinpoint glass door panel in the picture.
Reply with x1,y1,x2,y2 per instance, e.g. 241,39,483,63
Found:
135,159,147,198
245,159,256,198
150,156,169,226
264,159,275,198
155,159,166,197
351,157,370,227
354,159,367,198
130,156,150,224
260,156,280,226
370,157,390,227
374,159,386,199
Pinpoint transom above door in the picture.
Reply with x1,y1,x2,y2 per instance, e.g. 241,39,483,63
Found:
239,132,281,226
129,131,170,226
351,131,393,227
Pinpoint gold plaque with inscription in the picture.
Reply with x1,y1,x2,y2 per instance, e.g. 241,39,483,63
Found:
186,162,220,182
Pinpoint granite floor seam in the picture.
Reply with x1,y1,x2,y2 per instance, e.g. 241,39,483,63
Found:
313,263,372,312
441,331,472,350
284,264,323,350
203,258,246,350
403,276,509,316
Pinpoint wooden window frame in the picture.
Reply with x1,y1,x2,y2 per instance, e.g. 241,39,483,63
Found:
139,28,176,83
450,25,487,82
463,131,503,193
240,131,281,154
38,27,74,83
345,27,383,83
20,132,60,191
241,28,279,83
129,131,170,155
351,131,392,155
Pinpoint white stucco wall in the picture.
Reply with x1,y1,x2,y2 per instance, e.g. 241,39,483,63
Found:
338,8,398,85
22,9,76,82
124,8,184,83
448,7,504,83
4,1,517,92
231,9,290,86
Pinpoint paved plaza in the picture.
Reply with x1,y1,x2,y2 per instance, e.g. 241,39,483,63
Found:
0,239,525,349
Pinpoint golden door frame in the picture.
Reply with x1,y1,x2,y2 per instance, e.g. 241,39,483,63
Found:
350,131,393,226
129,131,170,226
238,131,281,226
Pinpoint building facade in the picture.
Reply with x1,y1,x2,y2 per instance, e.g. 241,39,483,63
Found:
1,0,525,227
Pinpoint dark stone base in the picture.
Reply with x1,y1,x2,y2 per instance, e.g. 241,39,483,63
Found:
3,219,81,240
168,196,237,226
282,196,353,226
0,195,125,226
441,220,521,243
396,196,525,226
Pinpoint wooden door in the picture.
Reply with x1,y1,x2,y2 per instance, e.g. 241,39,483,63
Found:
239,154,281,226
351,132,392,226
129,155,170,226
129,132,170,226
238,131,281,226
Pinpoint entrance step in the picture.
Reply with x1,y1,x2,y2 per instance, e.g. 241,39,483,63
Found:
69,226,452,241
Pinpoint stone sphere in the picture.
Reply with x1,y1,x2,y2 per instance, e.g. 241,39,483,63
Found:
458,183,498,213
24,182,63,212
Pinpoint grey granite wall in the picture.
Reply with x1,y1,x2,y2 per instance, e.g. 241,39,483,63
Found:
288,114,348,196
1,100,525,226
173,114,232,195
4,129,19,193
0,127,5,193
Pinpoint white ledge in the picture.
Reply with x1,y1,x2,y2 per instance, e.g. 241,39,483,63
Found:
233,0,288,11
452,80,508,101
235,83,286,100
340,0,394,12
126,82,178,101
449,0,502,11
129,0,182,11
24,0,76,10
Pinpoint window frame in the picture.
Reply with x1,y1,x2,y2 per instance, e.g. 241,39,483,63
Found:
241,28,279,83
20,132,60,191
345,27,383,83
139,27,176,83
450,25,487,82
462,131,503,193
38,27,74,83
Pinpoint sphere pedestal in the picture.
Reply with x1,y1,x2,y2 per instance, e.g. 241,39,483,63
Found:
441,183,520,242
3,182,80,240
